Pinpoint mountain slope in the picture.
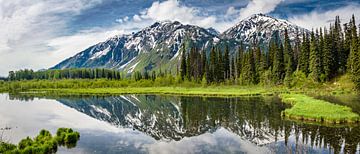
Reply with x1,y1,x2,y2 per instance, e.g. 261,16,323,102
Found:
219,13,307,50
52,14,308,73
52,21,218,73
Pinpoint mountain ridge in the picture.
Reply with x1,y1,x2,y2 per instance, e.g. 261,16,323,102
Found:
52,13,308,73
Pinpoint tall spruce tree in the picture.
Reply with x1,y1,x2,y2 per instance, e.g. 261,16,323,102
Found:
180,44,187,80
284,29,295,83
236,44,244,79
294,28,301,68
224,45,230,80
209,46,217,83
309,30,322,82
322,27,333,81
348,15,358,75
348,15,360,90
299,33,310,75
217,47,224,82
272,37,285,84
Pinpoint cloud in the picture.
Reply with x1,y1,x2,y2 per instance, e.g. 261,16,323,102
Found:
288,4,360,30
137,0,217,28
223,0,283,20
238,0,283,20
0,0,102,76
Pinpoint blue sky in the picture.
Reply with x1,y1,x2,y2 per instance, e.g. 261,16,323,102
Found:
0,0,359,76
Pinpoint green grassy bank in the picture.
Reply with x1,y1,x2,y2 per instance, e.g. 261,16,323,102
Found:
280,94,360,124
29,86,277,97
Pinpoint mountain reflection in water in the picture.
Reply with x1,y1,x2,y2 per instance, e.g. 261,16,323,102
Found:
7,94,360,154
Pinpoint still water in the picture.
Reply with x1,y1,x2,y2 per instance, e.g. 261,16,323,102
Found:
0,93,359,154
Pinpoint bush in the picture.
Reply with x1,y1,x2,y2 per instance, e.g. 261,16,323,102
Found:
0,128,80,153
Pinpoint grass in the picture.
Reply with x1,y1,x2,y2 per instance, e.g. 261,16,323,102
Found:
29,86,280,97
280,94,360,124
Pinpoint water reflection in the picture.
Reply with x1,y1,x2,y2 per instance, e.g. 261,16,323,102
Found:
6,94,360,153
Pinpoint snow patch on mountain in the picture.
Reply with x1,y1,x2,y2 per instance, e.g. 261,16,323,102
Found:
90,46,111,60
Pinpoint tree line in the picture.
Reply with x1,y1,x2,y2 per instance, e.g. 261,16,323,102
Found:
8,68,123,81
179,15,360,90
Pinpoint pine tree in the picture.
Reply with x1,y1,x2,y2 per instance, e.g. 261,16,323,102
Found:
180,44,187,80
209,46,217,83
201,49,206,78
299,32,310,75
271,34,285,84
230,56,236,80
224,45,230,80
294,28,301,68
309,30,322,82
217,47,224,82
186,51,191,80
344,22,352,71
348,15,358,75
236,44,244,79
347,15,360,90
322,27,333,81
284,29,295,83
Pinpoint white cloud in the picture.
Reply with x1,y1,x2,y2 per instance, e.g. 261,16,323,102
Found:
133,15,142,22
235,0,283,20
138,0,217,29
0,0,102,76
288,4,360,30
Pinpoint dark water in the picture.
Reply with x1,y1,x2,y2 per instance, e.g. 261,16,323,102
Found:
0,93,359,154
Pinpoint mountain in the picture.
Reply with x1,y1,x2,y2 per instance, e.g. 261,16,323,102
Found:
219,13,307,50
52,21,218,73
52,14,307,73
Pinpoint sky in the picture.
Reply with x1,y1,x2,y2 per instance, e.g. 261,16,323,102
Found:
0,0,360,76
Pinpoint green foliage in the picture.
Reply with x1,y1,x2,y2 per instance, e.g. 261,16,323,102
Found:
0,128,80,154
309,30,322,82
0,142,17,153
271,38,285,84
280,94,360,124
299,33,310,75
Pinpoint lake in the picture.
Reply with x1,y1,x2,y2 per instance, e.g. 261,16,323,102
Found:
0,93,359,154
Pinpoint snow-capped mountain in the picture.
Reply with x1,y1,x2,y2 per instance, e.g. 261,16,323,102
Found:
52,21,218,73
220,13,307,49
52,13,308,73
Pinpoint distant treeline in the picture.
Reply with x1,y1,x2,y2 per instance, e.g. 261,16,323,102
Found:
8,68,124,81
7,68,164,82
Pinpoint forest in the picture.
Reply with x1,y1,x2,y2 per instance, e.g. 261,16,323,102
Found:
5,15,360,91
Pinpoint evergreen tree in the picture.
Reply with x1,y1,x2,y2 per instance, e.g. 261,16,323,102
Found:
186,51,191,80
294,28,301,68
271,34,285,84
309,30,322,82
348,15,358,75
299,33,310,75
347,15,360,90
230,56,236,80
236,44,244,79
217,47,224,82
322,27,333,81
201,49,206,78
284,29,295,82
333,16,343,73
180,45,187,80
209,46,217,83
224,45,230,80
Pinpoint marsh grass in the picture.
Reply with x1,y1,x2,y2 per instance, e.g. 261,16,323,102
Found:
280,94,360,124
